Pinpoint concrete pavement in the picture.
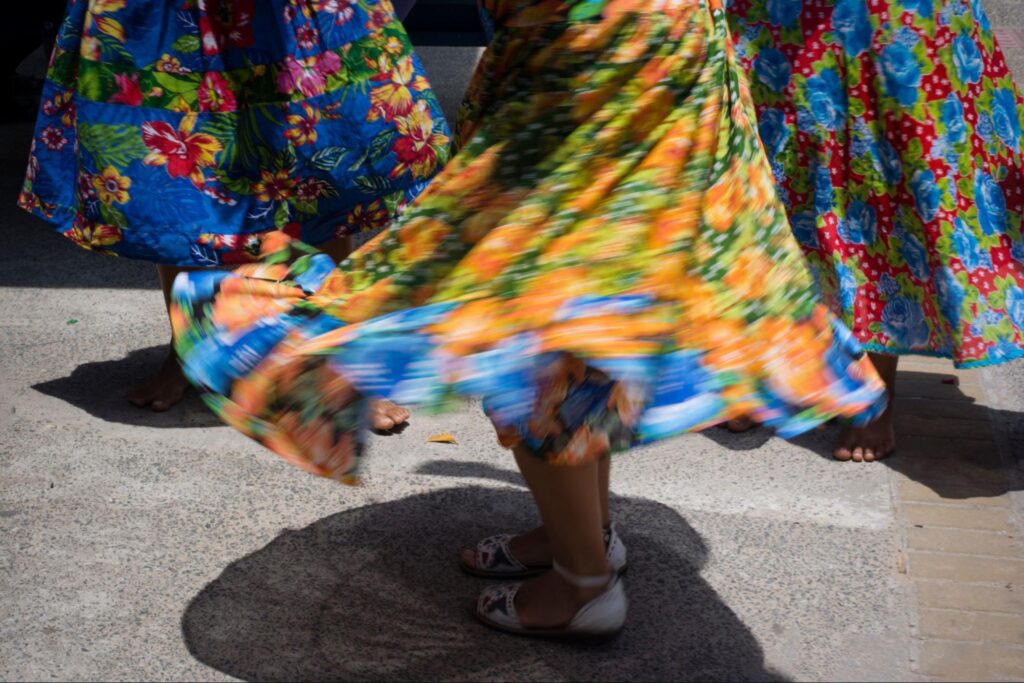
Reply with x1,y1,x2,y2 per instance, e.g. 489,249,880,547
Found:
2,19,1024,683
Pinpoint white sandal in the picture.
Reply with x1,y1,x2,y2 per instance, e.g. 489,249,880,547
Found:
475,560,628,638
461,523,628,578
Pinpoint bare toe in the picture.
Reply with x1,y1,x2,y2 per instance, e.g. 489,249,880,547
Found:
127,386,155,408
833,446,854,462
128,351,189,411
835,414,896,463
371,400,409,432
726,416,757,433
382,400,409,424
371,412,396,431
833,426,857,461
150,396,181,413
461,548,475,569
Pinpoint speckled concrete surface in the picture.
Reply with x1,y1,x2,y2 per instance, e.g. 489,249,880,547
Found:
0,146,916,683
990,0,1024,25
1,412,912,681
3,24,1022,683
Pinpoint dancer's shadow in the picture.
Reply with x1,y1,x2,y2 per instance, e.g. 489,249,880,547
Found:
700,423,774,452
181,462,785,682
702,369,1023,500
0,136,157,290
32,345,221,428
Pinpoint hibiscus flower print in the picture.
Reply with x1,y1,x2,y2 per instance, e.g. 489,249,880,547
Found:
77,171,98,204
199,0,255,56
142,114,223,186
22,0,451,270
83,0,127,51
198,72,238,113
278,52,343,98
90,0,127,13
295,178,330,203
252,169,297,202
347,199,390,233
295,25,320,50
155,54,186,74
366,7,392,30
110,73,143,106
41,90,75,128
391,100,450,179
318,0,356,25
92,166,131,205
66,219,123,249
285,104,322,146
367,55,431,123
40,125,68,151
18,190,40,213
197,232,261,261
383,36,405,56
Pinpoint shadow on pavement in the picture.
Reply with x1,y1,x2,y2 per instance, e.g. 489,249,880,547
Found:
32,345,222,429
699,423,774,452
1,123,157,290
703,370,1023,500
0,204,158,290
181,463,786,682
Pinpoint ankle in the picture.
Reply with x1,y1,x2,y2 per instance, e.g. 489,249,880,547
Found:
553,556,611,584
547,568,611,605
571,582,609,603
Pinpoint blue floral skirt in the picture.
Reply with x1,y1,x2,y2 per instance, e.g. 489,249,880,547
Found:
19,0,451,266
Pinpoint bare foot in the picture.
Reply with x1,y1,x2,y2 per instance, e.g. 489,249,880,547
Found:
127,348,190,412
833,351,898,463
461,526,553,572
725,416,758,433
833,409,896,462
513,568,609,629
370,399,410,432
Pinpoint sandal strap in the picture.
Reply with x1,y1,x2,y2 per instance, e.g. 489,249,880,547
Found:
477,582,522,626
553,560,614,589
475,533,529,573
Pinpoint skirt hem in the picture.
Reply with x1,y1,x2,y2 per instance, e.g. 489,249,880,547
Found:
857,341,1024,371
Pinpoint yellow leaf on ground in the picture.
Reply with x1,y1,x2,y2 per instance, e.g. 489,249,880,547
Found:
427,433,458,444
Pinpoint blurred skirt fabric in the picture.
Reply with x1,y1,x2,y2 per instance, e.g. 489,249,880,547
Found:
18,0,451,266
172,0,888,483
730,0,1024,367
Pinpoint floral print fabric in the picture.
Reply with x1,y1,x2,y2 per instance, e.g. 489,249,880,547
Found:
171,0,887,484
729,0,1024,367
19,0,451,266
